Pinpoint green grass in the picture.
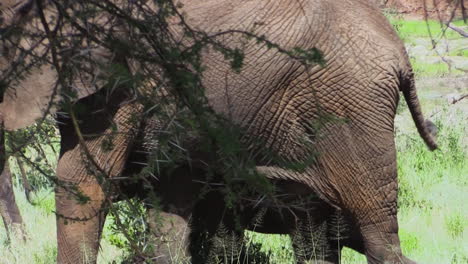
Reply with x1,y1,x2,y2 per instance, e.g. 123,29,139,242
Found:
389,18,467,40
448,48,468,57
410,59,450,77
0,190,56,264
409,59,465,78
385,18,467,78
246,232,294,263
395,106,468,264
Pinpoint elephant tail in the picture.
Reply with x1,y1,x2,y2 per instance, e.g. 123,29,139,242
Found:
401,74,438,151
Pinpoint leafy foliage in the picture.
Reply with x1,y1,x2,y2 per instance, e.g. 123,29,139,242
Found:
5,120,58,194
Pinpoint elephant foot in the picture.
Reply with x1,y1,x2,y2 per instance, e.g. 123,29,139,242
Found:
366,249,417,264
360,226,416,264
147,210,190,264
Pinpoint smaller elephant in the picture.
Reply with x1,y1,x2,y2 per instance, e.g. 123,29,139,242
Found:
126,160,366,264
112,119,364,264
187,183,359,264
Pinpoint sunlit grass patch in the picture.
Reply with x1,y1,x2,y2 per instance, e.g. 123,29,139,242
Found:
399,209,468,264
389,18,467,40
445,212,466,239
396,106,468,263
245,232,294,263
410,59,464,78
0,189,57,264
340,247,367,264
448,48,468,57
399,229,420,256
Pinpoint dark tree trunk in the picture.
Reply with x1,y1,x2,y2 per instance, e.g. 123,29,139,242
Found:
0,127,26,241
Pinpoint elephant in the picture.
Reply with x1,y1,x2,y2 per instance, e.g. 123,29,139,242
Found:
151,1,438,263
0,0,438,264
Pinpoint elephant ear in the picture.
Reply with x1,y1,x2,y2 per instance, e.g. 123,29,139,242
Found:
0,1,109,131
0,65,60,131
0,63,105,131
0,0,23,12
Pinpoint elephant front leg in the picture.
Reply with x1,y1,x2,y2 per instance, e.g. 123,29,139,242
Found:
55,156,128,264
54,143,123,264
55,101,142,264
55,180,107,264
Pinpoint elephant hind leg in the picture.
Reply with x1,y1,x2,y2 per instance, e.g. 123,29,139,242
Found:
256,161,402,264
359,222,417,264
312,128,414,264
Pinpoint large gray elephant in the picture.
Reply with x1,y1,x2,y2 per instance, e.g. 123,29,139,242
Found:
165,2,437,263
0,0,438,264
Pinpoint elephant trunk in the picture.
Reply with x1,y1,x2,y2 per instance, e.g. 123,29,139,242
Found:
401,73,438,151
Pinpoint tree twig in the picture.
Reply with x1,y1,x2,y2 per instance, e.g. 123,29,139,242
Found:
446,23,468,37
14,155,33,203
451,93,468,104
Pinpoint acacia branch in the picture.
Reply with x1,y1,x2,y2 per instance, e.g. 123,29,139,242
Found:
451,93,468,104
446,23,468,37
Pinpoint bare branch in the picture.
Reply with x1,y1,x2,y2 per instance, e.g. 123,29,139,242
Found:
446,22,468,37
450,93,468,104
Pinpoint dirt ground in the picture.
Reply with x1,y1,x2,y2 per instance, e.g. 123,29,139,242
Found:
379,0,467,20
